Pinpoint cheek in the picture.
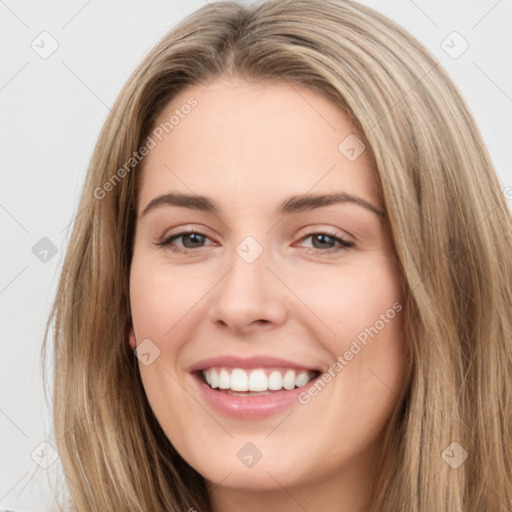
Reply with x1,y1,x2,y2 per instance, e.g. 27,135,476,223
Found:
297,258,408,395
129,258,205,340
128,258,200,434
292,258,403,345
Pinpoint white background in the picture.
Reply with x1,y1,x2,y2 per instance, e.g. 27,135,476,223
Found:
1,0,511,510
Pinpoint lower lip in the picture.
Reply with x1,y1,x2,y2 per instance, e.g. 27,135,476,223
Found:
191,372,320,419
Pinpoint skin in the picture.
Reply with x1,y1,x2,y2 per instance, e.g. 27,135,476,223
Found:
128,76,408,512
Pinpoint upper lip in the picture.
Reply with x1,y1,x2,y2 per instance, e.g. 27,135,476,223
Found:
188,355,322,373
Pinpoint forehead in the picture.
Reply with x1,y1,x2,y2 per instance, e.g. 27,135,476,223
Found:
137,79,380,214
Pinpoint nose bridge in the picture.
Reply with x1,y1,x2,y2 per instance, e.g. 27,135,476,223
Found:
208,233,287,331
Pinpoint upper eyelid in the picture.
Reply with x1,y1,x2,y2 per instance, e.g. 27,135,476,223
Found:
162,227,214,242
160,223,354,239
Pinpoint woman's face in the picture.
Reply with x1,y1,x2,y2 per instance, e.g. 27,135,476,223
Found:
129,77,408,504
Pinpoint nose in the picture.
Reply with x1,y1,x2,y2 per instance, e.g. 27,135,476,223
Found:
207,242,288,334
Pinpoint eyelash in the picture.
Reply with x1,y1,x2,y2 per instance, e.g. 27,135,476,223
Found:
156,229,354,255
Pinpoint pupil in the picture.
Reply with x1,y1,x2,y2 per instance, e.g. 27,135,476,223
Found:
313,234,334,249
181,233,335,249
184,233,204,248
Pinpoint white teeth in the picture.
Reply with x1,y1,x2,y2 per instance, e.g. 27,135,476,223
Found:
268,370,282,390
230,368,248,391
295,371,310,387
202,367,316,392
283,369,295,390
218,369,230,389
210,370,219,389
248,369,268,391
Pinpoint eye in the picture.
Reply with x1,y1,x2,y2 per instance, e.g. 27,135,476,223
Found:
156,229,354,255
297,232,354,254
157,230,214,253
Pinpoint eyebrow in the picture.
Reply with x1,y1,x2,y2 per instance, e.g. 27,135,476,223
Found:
140,191,386,218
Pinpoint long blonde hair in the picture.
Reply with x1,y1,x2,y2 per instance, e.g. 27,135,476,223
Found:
42,0,512,510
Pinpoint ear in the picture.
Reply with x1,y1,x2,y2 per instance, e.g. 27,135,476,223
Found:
128,326,136,351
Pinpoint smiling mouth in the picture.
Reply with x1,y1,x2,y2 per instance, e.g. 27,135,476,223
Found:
196,367,321,395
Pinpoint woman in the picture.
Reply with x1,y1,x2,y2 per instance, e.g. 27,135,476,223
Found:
42,0,512,510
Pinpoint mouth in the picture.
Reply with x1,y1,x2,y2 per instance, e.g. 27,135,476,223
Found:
194,367,322,396
188,355,325,418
